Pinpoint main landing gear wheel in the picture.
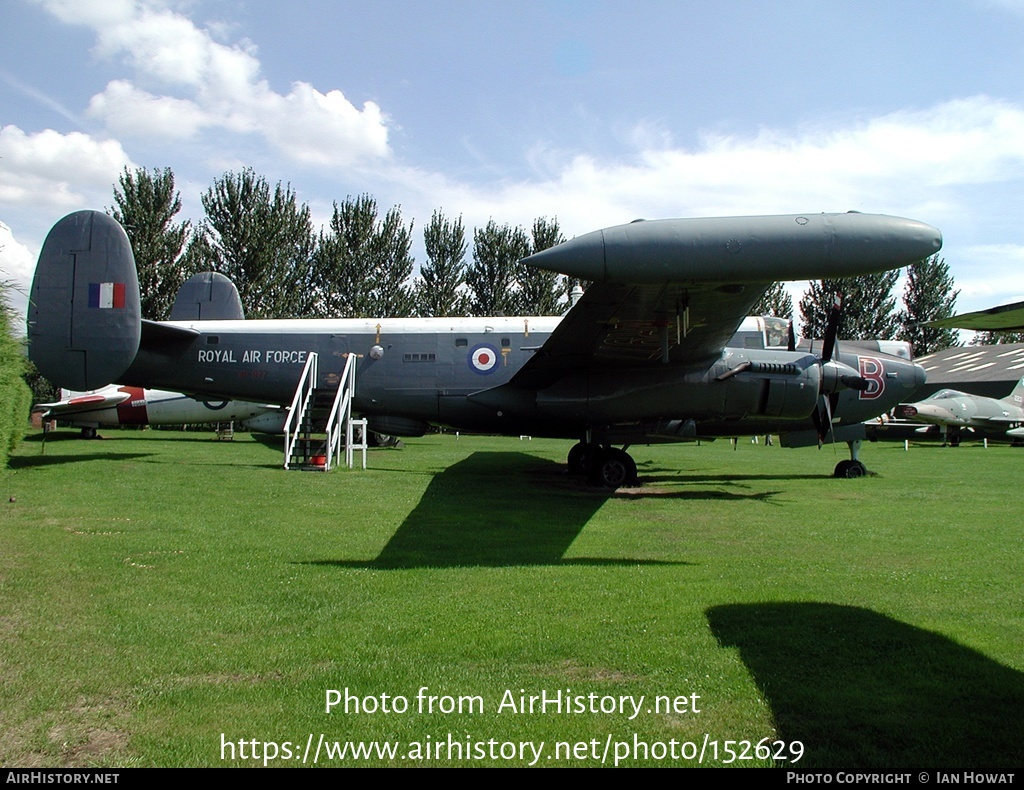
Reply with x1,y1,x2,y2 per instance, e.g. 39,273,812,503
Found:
833,459,867,479
587,447,638,489
567,442,602,475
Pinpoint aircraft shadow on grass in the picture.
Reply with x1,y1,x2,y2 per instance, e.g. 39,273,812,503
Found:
706,602,1024,769
306,451,696,569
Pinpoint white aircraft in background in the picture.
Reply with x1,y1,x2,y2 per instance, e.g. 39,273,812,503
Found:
35,385,277,438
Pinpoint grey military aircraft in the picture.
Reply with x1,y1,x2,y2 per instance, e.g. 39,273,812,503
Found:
894,378,1024,445
28,209,940,484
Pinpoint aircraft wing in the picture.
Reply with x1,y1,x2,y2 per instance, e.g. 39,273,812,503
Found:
510,279,768,388
34,388,132,418
507,212,941,389
926,300,1024,331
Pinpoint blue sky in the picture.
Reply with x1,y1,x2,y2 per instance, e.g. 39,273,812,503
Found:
3,0,1024,327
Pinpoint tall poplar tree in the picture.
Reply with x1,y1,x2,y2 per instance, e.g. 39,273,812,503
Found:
195,169,314,319
751,282,794,318
311,195,415,318
897,255,960,357
418,210,469,317
799,272,900,340
109,166,193,320
371,205,415,318
466,221,529,316
517,216,566,315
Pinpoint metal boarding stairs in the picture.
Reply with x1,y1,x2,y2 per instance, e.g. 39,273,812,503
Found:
283,352,367,470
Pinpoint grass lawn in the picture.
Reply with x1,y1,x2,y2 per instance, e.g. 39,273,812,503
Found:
1,429,1021,767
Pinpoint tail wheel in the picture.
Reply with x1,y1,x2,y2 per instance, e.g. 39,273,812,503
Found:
588,448,638,489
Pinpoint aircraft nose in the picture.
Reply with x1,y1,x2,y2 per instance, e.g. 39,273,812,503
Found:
913,403,955,422
912,361,926,390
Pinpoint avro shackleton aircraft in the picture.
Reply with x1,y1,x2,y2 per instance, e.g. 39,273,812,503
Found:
28,210,940,484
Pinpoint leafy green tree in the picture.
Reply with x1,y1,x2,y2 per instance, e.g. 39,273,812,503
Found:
311,195,415,318
517,216,566,314
371,205,415,318
195,169,314,319
417,210,469,317
310,194,376,318
751,282,793,318
897,255,960,357
108,166,193,320
466,220,529,316
799,271,900,340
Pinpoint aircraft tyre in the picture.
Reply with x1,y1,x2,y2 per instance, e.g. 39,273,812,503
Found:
567,442,602,475
834,459,866,478
588,448,638,489
80,427,98,440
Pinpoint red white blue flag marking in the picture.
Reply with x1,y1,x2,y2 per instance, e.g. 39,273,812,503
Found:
88,282,126,309
469,343,500,375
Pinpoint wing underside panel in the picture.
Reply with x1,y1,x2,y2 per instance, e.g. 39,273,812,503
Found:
511,280,771,387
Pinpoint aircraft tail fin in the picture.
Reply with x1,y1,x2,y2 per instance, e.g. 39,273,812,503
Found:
28,211,141,391
169,272,245,320
1002,376,1024,407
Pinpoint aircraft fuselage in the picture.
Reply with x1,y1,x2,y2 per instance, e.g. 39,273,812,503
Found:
121,315,924,442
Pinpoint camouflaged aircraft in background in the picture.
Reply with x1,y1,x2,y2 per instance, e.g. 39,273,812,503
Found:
895,378,1024,445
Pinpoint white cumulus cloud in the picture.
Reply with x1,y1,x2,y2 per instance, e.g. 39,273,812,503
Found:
34,0,391,167
388,96,1024,242
0,221,40,322
0,125,133,212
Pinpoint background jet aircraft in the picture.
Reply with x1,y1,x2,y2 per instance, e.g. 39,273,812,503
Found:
894,378,1024,445
35,385,277,438
28,210,939,484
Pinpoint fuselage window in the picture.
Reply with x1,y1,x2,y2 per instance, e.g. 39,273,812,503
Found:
206,336,220,345
455,338,468,348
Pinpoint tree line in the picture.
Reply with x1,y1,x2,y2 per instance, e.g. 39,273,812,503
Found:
111,166,570,322
114,165,1005,357
751,260,966,358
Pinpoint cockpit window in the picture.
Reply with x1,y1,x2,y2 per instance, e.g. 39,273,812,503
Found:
762,316,790,348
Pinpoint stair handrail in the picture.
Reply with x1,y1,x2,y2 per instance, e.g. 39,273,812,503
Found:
283,351,318,469
324,353,357,470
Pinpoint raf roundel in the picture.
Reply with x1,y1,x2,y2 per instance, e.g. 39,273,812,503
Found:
469,344,500,375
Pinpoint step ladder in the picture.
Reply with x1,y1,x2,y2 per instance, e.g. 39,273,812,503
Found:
283,352,367,470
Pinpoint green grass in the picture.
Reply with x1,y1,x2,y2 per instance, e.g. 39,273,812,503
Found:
1,430,1021,767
